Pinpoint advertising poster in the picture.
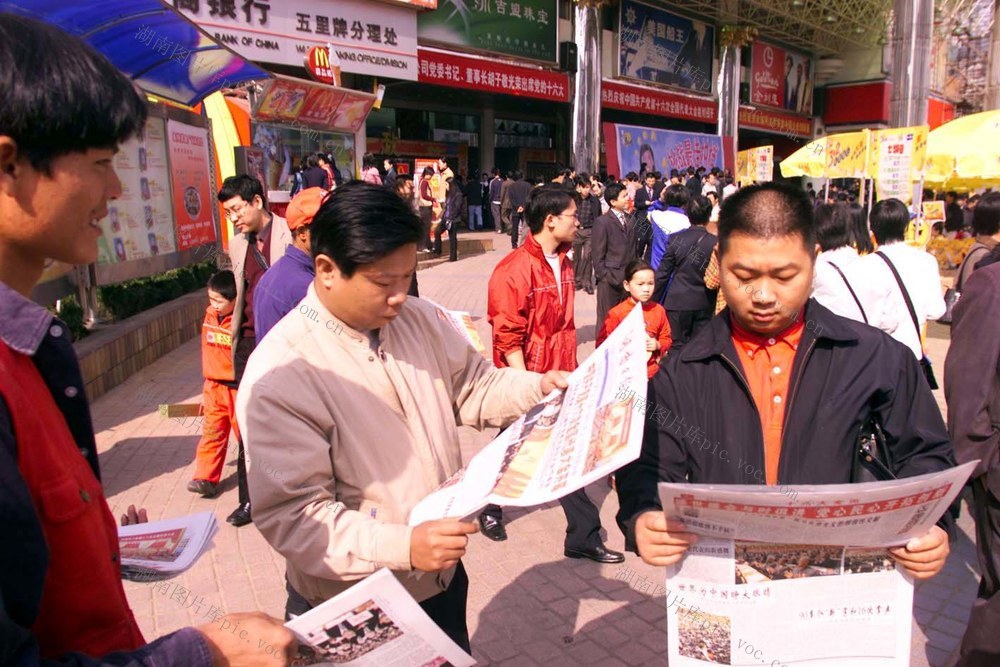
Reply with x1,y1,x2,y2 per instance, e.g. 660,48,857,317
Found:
602,122,724,182
825,131,870,179
418,0,558,62
98,117,177,264
869,126,928,204
754,145,774,182
750,41,813,115
167,120,218,251
619,0,714,95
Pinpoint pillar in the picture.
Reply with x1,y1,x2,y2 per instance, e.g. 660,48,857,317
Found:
717,24,756,173
481,107,495,175
889,0,933,127
571,0,602,175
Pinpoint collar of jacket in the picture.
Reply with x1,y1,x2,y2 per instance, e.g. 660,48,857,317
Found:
522,231,572,260
677,299,859,363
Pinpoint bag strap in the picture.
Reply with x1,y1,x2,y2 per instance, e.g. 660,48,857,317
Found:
875,251,922,344
828,261,868,325
955,245,990,291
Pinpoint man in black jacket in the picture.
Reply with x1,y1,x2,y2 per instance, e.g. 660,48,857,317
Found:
573,174,601,294
592,182,636,330
617,181,955,581
633,171,663,225
652,195,718,351
504,171,532,248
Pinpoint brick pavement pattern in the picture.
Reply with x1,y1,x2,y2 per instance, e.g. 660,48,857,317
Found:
91,232,978,666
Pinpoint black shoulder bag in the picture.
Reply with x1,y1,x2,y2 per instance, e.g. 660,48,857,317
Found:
851,414,896,483
875,251,939,390
828,261,868,325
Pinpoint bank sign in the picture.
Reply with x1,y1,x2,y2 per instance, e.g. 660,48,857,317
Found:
176,0,419,81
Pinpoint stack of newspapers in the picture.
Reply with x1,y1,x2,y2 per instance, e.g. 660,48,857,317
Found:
117,511,218,581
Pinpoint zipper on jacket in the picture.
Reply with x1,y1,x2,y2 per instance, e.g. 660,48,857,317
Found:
776,337,817,481
718,352,766,481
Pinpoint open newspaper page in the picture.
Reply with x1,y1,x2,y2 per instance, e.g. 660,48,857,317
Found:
424,298,487,357
408,303,648,526
286,568,475,667
656,462,977,666
118,511,218,581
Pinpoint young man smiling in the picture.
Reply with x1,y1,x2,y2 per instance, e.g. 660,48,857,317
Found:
0,13,294,665
617,182,956,580
235,182,567,652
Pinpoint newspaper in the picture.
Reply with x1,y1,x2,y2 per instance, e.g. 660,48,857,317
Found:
118,511,218,581
657,462,977,666
424,298,487,356
286,568,475,666
408,303,649,526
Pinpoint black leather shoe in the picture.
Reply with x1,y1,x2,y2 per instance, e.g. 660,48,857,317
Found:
479,513,508,542
564,544,625,564
226,503,252,527
186,479,218,498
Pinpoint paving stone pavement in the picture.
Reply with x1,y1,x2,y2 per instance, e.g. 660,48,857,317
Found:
91,232,979,665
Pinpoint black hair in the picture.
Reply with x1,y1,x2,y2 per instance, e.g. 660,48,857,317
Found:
218,174,266,207
311,182,422,277
384,156,397,167
558,167,573,179
492,168,500,176
362,153,377,169
625,171,639,181
686,195,712,226
0,13,148,173
644,170,657,181
869,198,910,245
604,182,626,206
846,203,874,253
526,185,578,235
718,181,816,256
306,154,319,169
972,191,1000,236
624,259,654,282
670,169,680,178
512,170,523,180
393,177,411,196
421,166,434,177
814,204,850,251
573,175,591,188
663,184,689,208
207,270,237,302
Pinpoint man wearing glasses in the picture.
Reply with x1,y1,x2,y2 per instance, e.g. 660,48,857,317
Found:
217,174,292,526
482,185,625,564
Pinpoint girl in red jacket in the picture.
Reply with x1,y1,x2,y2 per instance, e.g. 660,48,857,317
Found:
597,259,672,378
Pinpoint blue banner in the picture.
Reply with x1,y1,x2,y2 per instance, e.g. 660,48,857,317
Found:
614,124,723,177
619,0,714,94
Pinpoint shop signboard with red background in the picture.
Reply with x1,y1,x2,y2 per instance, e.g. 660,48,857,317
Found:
602,79,716,124
739,106,813,138
417,48,570,103
750,41,813,116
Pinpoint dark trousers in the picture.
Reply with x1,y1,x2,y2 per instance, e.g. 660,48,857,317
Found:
433,221,459,261
958,471,1000,666
510,214,521,248
418,206,433,251
666,307,715,353
573,229,594,291
233,336,256,505
596,278,626,337
481,488,603,551
285,563,471,654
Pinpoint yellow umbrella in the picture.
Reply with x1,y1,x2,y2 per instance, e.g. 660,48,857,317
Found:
779,137,826,178
925,109,1000,187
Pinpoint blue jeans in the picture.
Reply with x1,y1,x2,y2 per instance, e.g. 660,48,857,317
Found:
467,205,482,230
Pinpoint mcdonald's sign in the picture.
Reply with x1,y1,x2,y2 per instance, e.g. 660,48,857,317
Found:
304,46,339,86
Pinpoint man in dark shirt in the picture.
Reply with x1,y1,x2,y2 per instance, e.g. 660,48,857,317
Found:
504,171,533,249
0,13,293,666
572,174,601,294
218,174,291,526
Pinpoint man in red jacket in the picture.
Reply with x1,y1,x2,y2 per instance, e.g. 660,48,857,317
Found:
481,185,624,563
0,14,293,666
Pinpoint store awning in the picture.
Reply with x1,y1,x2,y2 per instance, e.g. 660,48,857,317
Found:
0,0,269,107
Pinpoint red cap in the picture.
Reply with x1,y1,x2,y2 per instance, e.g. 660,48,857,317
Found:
286,187,327,231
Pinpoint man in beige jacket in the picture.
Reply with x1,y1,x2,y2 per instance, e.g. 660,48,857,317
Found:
236,182,567,652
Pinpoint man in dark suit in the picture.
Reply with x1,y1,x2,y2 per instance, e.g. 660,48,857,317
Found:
573,174,602,294
593,182,636,330
652,195,718,351
633,171,663,223
504,171,533,248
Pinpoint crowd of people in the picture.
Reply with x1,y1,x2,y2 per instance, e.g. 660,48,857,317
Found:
4,13,1000,667
735,544,842,582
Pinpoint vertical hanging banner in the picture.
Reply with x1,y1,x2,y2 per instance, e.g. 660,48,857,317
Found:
167,121,218,251
603,122,724,181
618,0,715,94
736,146,773,185
868,126,928,204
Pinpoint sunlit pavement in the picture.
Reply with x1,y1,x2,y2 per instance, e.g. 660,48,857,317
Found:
92,234,974,665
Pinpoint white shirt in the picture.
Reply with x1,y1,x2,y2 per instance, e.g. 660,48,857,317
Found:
812,246,898,335
648,208,690,236
702,181,718,197
544,253,562,304
722,183,738,200
858,242,946,358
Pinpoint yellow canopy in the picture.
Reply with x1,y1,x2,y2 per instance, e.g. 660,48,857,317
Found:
779,137,826,178
925,109,1000,188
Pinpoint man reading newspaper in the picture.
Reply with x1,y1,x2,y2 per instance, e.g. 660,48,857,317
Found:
617,182,956,578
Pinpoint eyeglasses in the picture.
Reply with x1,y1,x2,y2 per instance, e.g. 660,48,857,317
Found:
224,200,251,222
556,211,579,220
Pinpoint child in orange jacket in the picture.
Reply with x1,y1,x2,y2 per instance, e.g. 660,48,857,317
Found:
187,270,239,497
597,259,672,379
